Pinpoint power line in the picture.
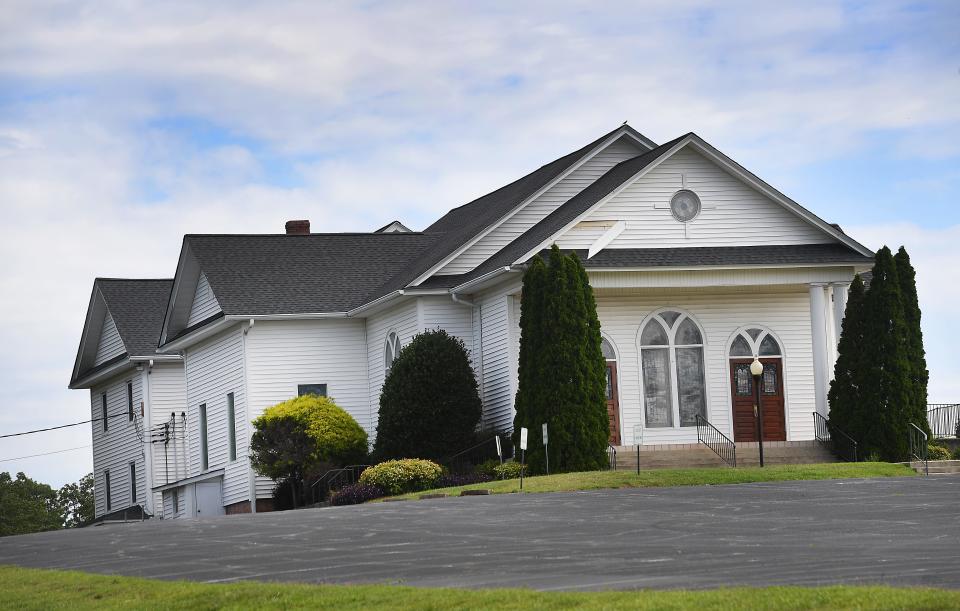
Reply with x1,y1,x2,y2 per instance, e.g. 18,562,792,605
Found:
0,411,132,439
0,444,92,463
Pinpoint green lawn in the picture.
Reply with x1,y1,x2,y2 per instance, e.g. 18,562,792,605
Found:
388,462,913,500
1,566,957,610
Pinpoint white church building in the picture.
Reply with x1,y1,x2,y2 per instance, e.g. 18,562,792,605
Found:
70,125,874,519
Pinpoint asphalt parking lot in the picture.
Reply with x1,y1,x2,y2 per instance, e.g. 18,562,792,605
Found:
1,475,958,591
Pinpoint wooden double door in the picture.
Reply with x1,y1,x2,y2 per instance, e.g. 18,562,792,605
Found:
606,362,621,445
730,358,786,442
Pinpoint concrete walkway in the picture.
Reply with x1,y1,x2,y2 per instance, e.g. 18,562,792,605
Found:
1,475,958,591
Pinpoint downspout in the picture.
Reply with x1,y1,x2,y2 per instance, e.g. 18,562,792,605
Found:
242,320,257,513
451,293,484,427
142,361,155,517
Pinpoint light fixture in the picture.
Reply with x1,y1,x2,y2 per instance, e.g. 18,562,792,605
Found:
750,357,764,377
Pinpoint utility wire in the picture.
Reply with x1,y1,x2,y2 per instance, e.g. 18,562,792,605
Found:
0,411,132,439
0,444,92,463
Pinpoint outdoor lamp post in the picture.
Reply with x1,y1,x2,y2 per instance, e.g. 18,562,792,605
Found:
750,357,765,467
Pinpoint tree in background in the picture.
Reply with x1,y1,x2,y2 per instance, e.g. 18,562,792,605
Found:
828,274,867,441
58,473,94,528
374,329,482,462
513,245,609,474
894,247,930,434
250,394,368,508
0,472,62,536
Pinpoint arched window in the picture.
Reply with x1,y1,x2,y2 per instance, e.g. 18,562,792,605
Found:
640,310,706,428
728,328,782,358
729,327,783,397
384,332,401,374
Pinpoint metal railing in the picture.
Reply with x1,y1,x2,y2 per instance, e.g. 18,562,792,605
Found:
607,444,617,471
309,464,370,504
908,423,928,476
927,403,960,439
813,412,859,462
695,414,736,467
443,434,508,474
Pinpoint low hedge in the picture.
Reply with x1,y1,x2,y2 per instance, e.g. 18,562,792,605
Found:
358,459,443,495
493,461,525,479
329,483,385,506
928,444,951,460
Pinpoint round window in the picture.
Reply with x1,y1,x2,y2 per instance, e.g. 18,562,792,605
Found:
670,189,701,222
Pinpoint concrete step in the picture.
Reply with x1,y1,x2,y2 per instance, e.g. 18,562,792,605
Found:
905,460,960,475
611,441,837,470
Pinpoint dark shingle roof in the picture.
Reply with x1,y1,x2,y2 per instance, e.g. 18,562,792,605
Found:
547,244,874,268
97,279,174,356
374,125,654,292
187,232,441,315
458,135,688,282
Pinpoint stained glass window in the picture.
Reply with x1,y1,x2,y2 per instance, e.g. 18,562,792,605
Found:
640,312,706,428
640,319,668,345
729,335,752,357
735,364,752,396
642,348,673,427
763,364,778,394
759,334,781,356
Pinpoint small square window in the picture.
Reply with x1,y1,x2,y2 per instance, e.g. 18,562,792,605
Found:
298,384,327,397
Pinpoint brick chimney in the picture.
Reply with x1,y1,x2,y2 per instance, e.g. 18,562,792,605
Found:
285,220,310,235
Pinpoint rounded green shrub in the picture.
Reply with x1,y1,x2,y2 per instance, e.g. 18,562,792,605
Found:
250,395,368,507
952,446,960,460
358,459,443,495
927,444,951,460
374,329,482,462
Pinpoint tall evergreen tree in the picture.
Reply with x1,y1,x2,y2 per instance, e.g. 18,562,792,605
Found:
859,247,913,461
513,245,609,473
828,273,867,440
894,246,930,435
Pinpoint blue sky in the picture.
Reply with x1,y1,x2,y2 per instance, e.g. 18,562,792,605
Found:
0,0,958,486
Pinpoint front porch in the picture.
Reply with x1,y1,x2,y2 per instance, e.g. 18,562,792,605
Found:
609,440,835,470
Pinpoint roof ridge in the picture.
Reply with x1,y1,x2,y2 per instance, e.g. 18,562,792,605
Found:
184,232,428,238
95,277,173,282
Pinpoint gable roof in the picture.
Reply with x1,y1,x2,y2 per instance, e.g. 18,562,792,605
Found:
171,232,440,322
396,125,655,287
548,244,874,268
456,134,689,282
70,279,173,387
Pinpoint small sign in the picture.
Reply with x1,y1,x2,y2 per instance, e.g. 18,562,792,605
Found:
633,424,643,447
495,435,502,458
519,427,528,450
542,423,548,445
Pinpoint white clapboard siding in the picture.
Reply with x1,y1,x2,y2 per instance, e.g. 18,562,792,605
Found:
418,296,475,366
591,288,815,445
90,373,144,517
473,285,521,433
94,311,125,365
245,319,370,499
439,137,646,275
557,147,833,251
187,273,221,327
146,362,186,511
161,489,183,518
365,300,420,442
183,326,247,507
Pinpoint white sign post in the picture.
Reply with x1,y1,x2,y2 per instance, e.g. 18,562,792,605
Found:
519,427,528,490
542,423,549,475
495,435,503,465
633,424,644,475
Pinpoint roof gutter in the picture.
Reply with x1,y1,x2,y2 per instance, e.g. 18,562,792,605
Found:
448,266,517,294
69,358,135,390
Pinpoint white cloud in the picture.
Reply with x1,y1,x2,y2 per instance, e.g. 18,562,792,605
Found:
0,0,957,485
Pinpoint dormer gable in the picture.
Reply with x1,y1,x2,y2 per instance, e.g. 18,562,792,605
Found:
94,309,125,366
160,241,224,345
187,272,222,327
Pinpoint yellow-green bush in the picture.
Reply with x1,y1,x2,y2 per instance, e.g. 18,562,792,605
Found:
250,395,368,485
358,459,443,495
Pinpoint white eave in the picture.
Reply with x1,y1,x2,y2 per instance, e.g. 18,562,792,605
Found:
68,357,135,390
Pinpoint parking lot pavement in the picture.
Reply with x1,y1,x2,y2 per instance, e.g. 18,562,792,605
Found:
2,475,959,591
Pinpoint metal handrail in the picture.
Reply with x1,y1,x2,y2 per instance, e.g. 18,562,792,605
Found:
695,414,736,467
927,403,960,439
607,444,617,471
813,412,858,462
443,434,505,474
908,423,928,476
309,464,370,503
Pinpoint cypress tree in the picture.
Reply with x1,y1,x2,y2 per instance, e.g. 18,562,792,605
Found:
828,273,867,440
893,246,930,436
513,245,608,474
859,247,913,461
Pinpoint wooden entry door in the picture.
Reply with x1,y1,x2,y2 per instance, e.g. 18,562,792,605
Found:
730,359,786,442
605,362,622,445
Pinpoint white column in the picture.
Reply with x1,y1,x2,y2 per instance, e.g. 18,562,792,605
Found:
809,283,830,416
832,282,850,345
